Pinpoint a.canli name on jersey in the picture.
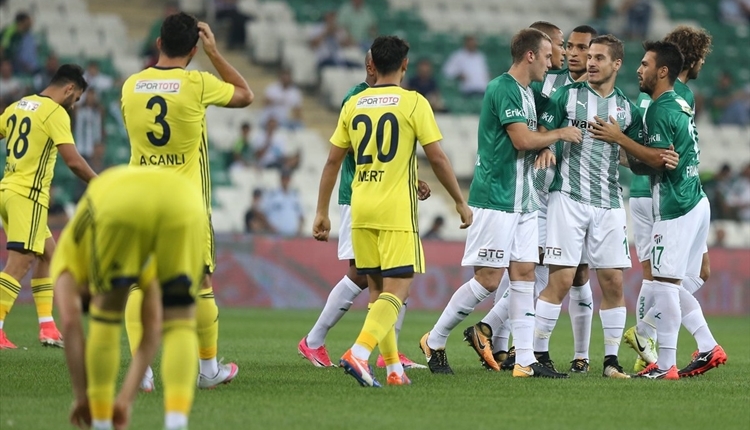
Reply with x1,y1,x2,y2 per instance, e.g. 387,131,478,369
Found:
134,79,182,94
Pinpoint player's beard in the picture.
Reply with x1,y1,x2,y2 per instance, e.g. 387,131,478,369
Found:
62,93,77,110
639,73,656,95
687,63,701,80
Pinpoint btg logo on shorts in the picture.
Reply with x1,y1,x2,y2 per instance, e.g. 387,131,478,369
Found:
545,247,562,259
478,248,504,262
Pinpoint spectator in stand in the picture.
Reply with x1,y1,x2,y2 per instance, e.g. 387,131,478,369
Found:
708,72,750,126
442,35,489,97
0,59,25,103
215,0,254,50
720,0,750,25
405,58,446,112
261,169,304,237
713,227,727,247
620,0,652,40
337,0,376,49
83,61,114,94
73,90,104,161
0,12,39,75
141,2,180,65
308,11,359,69
261,68,303,129
244,188,272,233
251,117,286,169
33,53,59,92
726,163,750,221
703,163,734,220
422,215,445,240
230,122,256,169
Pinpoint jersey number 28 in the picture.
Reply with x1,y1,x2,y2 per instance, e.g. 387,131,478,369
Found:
5,114,31,159
353,113,399,165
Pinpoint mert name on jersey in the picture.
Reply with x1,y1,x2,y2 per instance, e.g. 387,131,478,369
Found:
134,79,182,94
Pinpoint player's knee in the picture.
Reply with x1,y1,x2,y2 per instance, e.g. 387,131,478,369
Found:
4,251,35,279
161,277,196,308
572,265,589,286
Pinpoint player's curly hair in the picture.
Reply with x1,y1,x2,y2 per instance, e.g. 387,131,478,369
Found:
663,26,713,71
160,12,199,58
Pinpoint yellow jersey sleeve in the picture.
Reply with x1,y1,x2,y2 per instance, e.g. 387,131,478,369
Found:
46,107,75,146
199,71,235,107
330,103,352,149
410,95,442,147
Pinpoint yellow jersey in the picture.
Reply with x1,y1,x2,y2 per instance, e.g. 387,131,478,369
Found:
121,67,234,212
0,94,74,208
330,85,442,232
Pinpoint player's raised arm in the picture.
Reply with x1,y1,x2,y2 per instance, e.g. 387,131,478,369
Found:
198,22,254,107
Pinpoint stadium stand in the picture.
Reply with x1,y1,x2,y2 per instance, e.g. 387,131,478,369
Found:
0,0,747,247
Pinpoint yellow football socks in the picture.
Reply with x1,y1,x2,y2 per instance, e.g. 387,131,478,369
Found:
87,305,123,423
196,287,219,361
0,272,21,325
31,277,54,323
354,293,402,352
162,319,198,422
124,286,144,355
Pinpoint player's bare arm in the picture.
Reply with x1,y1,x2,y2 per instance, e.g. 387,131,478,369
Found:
313,145,349,241
198,22,254,107
589,115,679,173
509,122,582,151
58,144,97,183
55,273,90,428
422,141,472,229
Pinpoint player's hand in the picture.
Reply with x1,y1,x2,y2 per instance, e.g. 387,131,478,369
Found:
312,214,331,241
557,126,583,144
417,180,431,200
456,203,473,229
662,144,679,170
69,400,91,429
198,22,218,55
535,148,556,169
113,400,132,430
588,115,623,144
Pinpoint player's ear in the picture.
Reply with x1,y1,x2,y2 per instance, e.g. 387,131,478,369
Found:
613,58,622,72
156,37,162,52
190,45,198,56
402,57,409,72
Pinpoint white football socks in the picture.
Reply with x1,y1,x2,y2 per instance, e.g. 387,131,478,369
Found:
636,280,658,340
487,272,511,353
600,307,626,357
652,281,681,369
533,299,561,353
428,278,492,349
306,276,363,348
510,281,536,366
679,285,717,352
569,281,593,360
394,299,407,342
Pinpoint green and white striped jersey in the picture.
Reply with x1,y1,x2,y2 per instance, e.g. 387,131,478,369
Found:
531,69,574,194
468,73,540,213
644,90,705,221
630,80,696,199
540,81,643,209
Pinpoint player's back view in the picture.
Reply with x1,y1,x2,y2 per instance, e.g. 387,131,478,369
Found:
120,12,253,389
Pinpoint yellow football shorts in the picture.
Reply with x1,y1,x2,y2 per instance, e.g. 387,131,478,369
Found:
352,228,425,277
0,189,52,254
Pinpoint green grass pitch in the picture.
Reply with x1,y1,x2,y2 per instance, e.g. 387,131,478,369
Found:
1,305,749,429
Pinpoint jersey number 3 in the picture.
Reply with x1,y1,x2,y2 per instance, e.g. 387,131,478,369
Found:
353,113,399,165
146,96,171,147
5,114,31,159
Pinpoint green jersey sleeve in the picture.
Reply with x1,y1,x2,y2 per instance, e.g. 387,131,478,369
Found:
624,101,645,144
539,88,568,130
496,80,528,127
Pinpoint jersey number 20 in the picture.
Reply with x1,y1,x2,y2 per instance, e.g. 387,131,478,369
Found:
5,114,31,159
353,113,399,165
146,96,171,147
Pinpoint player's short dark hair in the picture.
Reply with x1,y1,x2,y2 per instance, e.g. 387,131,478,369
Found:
510,28,551,64
15,12,30,24
571,25,598,37
643,40,684,84
160,12,200,58
370,36,410,76
529,21,561,38
49,64,88,91
663,26,712,71
590,34,624,61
